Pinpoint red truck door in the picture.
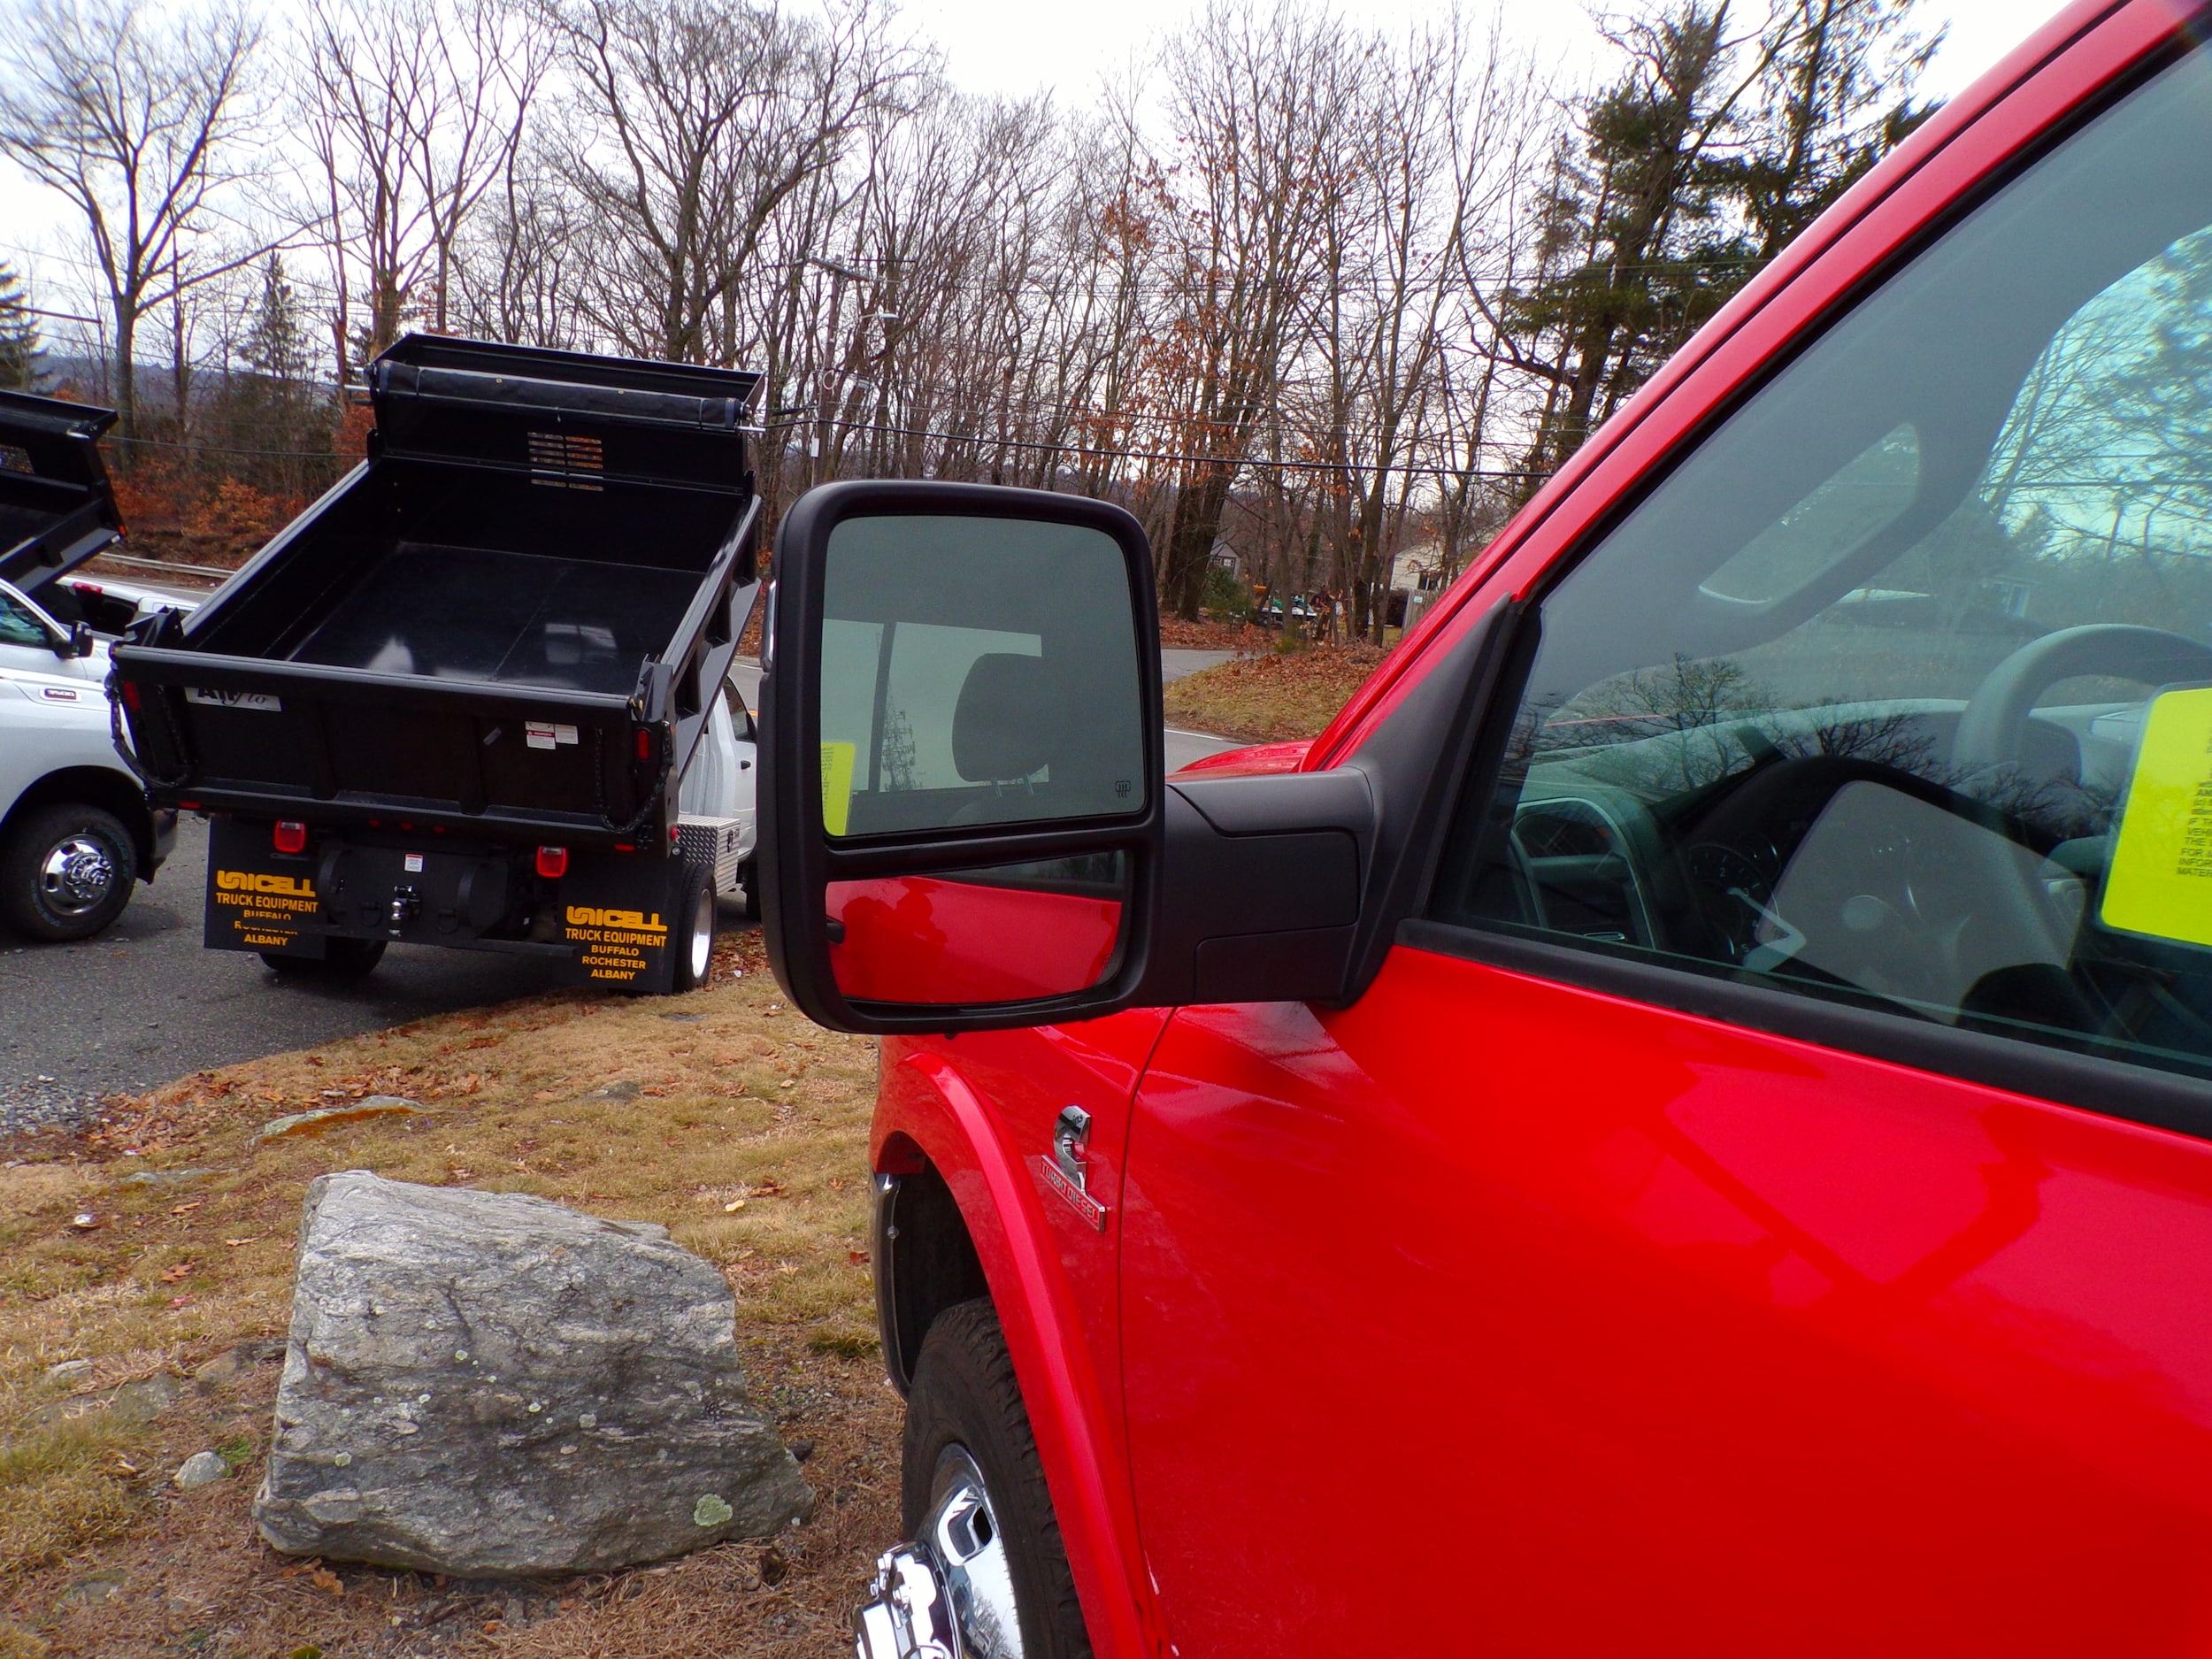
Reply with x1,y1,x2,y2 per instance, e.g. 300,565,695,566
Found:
1120,20,2212,1654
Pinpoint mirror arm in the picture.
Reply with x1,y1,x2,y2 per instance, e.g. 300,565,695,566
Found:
1136,596,1530,1010
1135,770,1376,1006
1334,595,1532,1001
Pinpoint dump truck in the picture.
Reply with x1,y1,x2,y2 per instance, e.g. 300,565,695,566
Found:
110,334,761,994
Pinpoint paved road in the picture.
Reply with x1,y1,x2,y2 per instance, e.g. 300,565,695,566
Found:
3,683,1240,1125
0,814,583,1131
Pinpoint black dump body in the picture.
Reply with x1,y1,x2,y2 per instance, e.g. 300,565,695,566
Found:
112,335,762,849
0,389,123,603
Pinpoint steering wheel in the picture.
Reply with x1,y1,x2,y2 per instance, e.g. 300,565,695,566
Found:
1953,624,2212,772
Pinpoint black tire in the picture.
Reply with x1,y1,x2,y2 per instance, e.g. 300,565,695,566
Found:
737,856,760,922
260,938,387,979
669,865,715,993
0,802,136,941
903,1299,1092,1659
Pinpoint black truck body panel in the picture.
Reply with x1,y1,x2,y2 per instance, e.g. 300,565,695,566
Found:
0,389,124,603
112,335,761,991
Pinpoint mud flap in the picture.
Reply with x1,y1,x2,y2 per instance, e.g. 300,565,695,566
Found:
555,851,687,994
204,817,326,958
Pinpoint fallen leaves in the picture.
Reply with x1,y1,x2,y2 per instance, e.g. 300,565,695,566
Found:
1162,642,1392,743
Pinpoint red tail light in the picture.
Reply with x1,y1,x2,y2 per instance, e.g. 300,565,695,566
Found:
119,681,141,711
535,846,569,879
636,730,654,763
273,820,307,855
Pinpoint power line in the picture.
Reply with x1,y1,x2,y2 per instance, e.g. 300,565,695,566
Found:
767,413,1536,482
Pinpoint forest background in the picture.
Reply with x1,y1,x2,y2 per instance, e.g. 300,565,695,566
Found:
0,0,1954,635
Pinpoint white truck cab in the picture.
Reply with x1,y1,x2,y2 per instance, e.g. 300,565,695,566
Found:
679,677,761,919
0,575,174,940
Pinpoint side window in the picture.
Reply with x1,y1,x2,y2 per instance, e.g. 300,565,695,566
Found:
0,587,53,649
722,678,756,741
1434,48,2212,1088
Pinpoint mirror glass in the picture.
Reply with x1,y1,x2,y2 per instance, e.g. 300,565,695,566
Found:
818,514,1146,836
828,853,1125,1004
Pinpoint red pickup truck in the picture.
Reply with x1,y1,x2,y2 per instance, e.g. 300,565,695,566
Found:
756,3,2212,1652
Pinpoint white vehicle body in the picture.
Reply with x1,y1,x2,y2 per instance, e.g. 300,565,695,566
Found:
676,677,759,908
0,576,174,939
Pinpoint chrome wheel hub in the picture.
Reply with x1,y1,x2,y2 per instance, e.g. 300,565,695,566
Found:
689,884,713,980
854,1446,1024,1659
39,835,116,917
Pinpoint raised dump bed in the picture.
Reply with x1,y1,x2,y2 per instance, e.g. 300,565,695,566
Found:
0,388,124,620
111,334,762,994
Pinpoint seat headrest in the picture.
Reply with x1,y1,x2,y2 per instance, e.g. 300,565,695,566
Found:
953,653,1054,782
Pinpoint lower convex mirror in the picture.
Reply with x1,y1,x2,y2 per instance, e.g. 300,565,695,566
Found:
760,481,1165,1032
828,853,1126,1004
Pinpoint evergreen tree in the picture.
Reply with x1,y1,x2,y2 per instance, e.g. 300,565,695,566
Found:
1501,0,1939,489
1724,0,1941,261
1501,4,1745,483
0,262,42,391
221,255,330,496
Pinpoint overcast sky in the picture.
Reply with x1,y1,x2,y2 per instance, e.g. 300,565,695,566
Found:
0,0,2072,317
910,0,2067,107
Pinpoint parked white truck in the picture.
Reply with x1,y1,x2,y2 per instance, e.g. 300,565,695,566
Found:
0,390,177,942
0,575,175,940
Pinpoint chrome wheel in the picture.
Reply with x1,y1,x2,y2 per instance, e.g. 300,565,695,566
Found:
687,880,714,981
855,1444,1025,1659
924,1446,1022,1658
39,834,117,918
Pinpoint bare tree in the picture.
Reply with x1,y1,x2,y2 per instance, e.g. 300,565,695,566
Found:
1151,1,1362,619
305,0,544,378
541,0,918,365
0,0,267,445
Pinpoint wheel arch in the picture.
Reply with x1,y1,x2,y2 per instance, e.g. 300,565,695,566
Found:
873,1148,990,1398
872,1048,1155,1659
3,764,156,877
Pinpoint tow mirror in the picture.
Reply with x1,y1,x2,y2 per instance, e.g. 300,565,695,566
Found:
758,481,1525,1036
758,481,1164,1033
62,621,94,658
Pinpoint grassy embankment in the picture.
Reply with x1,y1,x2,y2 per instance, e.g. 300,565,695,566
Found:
1163,641,1393,745
0,932,898,1659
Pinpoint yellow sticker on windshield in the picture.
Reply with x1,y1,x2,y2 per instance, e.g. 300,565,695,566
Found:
2101,686,2212,947
820,741,856,837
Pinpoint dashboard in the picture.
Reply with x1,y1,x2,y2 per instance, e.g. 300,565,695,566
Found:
1502,700,2124,1024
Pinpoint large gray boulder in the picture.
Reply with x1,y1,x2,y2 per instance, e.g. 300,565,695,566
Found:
254,1171,811,1576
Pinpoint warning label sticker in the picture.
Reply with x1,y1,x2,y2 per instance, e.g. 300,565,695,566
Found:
526,722,580,749
186,687,282,712
2102,685,2212,948
821,741,856,836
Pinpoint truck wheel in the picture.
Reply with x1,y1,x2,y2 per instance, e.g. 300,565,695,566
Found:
671,868,715,992
260,938,387,979
0,803,136,941
737,857,760,922
896,1299,1091,1659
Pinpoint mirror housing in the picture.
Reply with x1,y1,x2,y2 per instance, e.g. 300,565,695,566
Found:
64,620,94,658
757,476,1525,1035
758,480,1165,1033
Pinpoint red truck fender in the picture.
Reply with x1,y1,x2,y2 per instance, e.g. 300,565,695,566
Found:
874,1045,1158,1659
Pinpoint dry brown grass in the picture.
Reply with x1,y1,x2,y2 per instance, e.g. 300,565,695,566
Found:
1,931,902,1657
1162,642,1391,742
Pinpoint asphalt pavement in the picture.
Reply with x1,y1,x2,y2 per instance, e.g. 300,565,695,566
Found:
0,813,581,1133
3,666,1241,1129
